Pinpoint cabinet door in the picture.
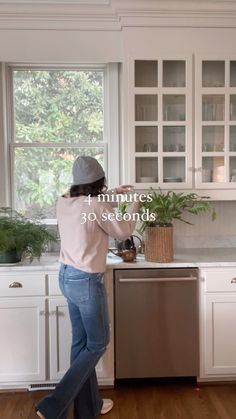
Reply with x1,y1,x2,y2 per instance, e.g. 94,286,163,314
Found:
205,293,236,375
195,57,236,191
129,56,193,189
48,297,71,380
0,298,46,382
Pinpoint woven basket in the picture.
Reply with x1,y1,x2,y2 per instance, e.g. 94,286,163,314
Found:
144,226,173,263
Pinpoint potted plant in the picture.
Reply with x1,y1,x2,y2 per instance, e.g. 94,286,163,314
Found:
0,207,56,264
139,190,216,263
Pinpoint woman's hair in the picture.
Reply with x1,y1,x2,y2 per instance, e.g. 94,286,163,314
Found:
69,177,107,197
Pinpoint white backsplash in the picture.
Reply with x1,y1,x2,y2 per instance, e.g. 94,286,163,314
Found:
47,201,236,251
173,201,236,248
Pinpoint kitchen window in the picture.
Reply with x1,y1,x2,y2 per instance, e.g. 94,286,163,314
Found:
3,63,119,220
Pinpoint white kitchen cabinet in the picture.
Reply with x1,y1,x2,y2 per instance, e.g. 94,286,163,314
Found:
195,57,236,190
48,297,71,380
199,267,236,380
0,297,46,383
0,273,46,384
128,56,193,189
47,272,71,381
0,269,114,389
125,55,236,198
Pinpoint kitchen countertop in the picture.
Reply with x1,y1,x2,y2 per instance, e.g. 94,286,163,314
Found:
0,248,235,271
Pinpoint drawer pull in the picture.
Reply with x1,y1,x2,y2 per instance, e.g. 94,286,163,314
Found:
119,276,197,283
9,281,23,288
231,278,236,284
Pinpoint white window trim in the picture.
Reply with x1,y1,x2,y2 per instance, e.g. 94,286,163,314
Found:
1,62,120,220
0,63,11,207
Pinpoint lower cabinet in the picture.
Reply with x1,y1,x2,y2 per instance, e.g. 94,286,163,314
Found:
48,297,71,380
199,267,236,380
0,269,114,389
205,293,236,376
0,297,46,383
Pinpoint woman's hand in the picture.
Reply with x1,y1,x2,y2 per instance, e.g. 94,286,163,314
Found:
114,185,134,194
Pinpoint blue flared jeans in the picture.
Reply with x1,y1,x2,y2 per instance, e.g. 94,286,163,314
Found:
36,264,110,419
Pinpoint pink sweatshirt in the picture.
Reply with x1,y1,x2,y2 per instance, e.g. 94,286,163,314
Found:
56,195,140,273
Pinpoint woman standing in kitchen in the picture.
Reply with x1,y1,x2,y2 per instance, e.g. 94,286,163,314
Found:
35,155,140,419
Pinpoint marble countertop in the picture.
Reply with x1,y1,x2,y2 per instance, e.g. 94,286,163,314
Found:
0,248,236,271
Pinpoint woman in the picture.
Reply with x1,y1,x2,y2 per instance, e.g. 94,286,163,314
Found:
36,156,140,419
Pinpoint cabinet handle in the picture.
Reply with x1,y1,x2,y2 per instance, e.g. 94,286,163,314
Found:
49,310,64,316
190,167,200,173
39,310,47,316
9,281,23,288
119,276,197,283
56,311,64,316
231,278,236,283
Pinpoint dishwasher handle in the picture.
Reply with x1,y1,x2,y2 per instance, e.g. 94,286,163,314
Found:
118,276,197,283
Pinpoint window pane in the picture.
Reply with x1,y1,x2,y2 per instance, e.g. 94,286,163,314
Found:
13,70,104,143
135,60,158,87
14,147,104,218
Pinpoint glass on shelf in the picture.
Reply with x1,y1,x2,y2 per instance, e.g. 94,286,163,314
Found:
202,95,225,121
163,95,185,121
163,157,185,183
135,60,158,87
202,61,225,87
135,95,158,121
163,126,185,152
202,126,224,152
136,157,158,183
230,61,236,87
230,157,236,182
202,156,225,183
230,126,236,151
162,60,185,87
135,126,158,152
230,95,236,121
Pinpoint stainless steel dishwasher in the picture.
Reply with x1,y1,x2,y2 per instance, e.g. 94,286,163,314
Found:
114,268,199,379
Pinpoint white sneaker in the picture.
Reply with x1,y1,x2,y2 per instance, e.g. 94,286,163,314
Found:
36,411,45,419
101,398,114,415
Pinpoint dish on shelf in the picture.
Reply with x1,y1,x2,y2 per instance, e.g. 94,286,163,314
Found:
212,165,224,182
163,177,182,182
138,176,158,183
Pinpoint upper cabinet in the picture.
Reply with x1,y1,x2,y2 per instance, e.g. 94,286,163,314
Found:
126,55,236,198
195,58,236,190
129,57,192,189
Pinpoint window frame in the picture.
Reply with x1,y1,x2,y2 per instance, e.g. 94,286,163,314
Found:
2,62,120,222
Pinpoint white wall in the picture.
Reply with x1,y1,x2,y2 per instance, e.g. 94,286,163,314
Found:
0,30,123,63
123,27,236,57
173,201,236,248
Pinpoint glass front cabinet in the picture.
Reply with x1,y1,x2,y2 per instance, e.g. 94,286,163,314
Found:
128,56,236,196
129,57,192,189
195,58,236,189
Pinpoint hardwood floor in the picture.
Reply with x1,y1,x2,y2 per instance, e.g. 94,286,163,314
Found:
1,380,236,419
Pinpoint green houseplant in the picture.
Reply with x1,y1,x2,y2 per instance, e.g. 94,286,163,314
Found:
0,207,56,263
139,190,216,263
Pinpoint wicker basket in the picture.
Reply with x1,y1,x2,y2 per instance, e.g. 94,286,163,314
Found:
144,226,173,263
